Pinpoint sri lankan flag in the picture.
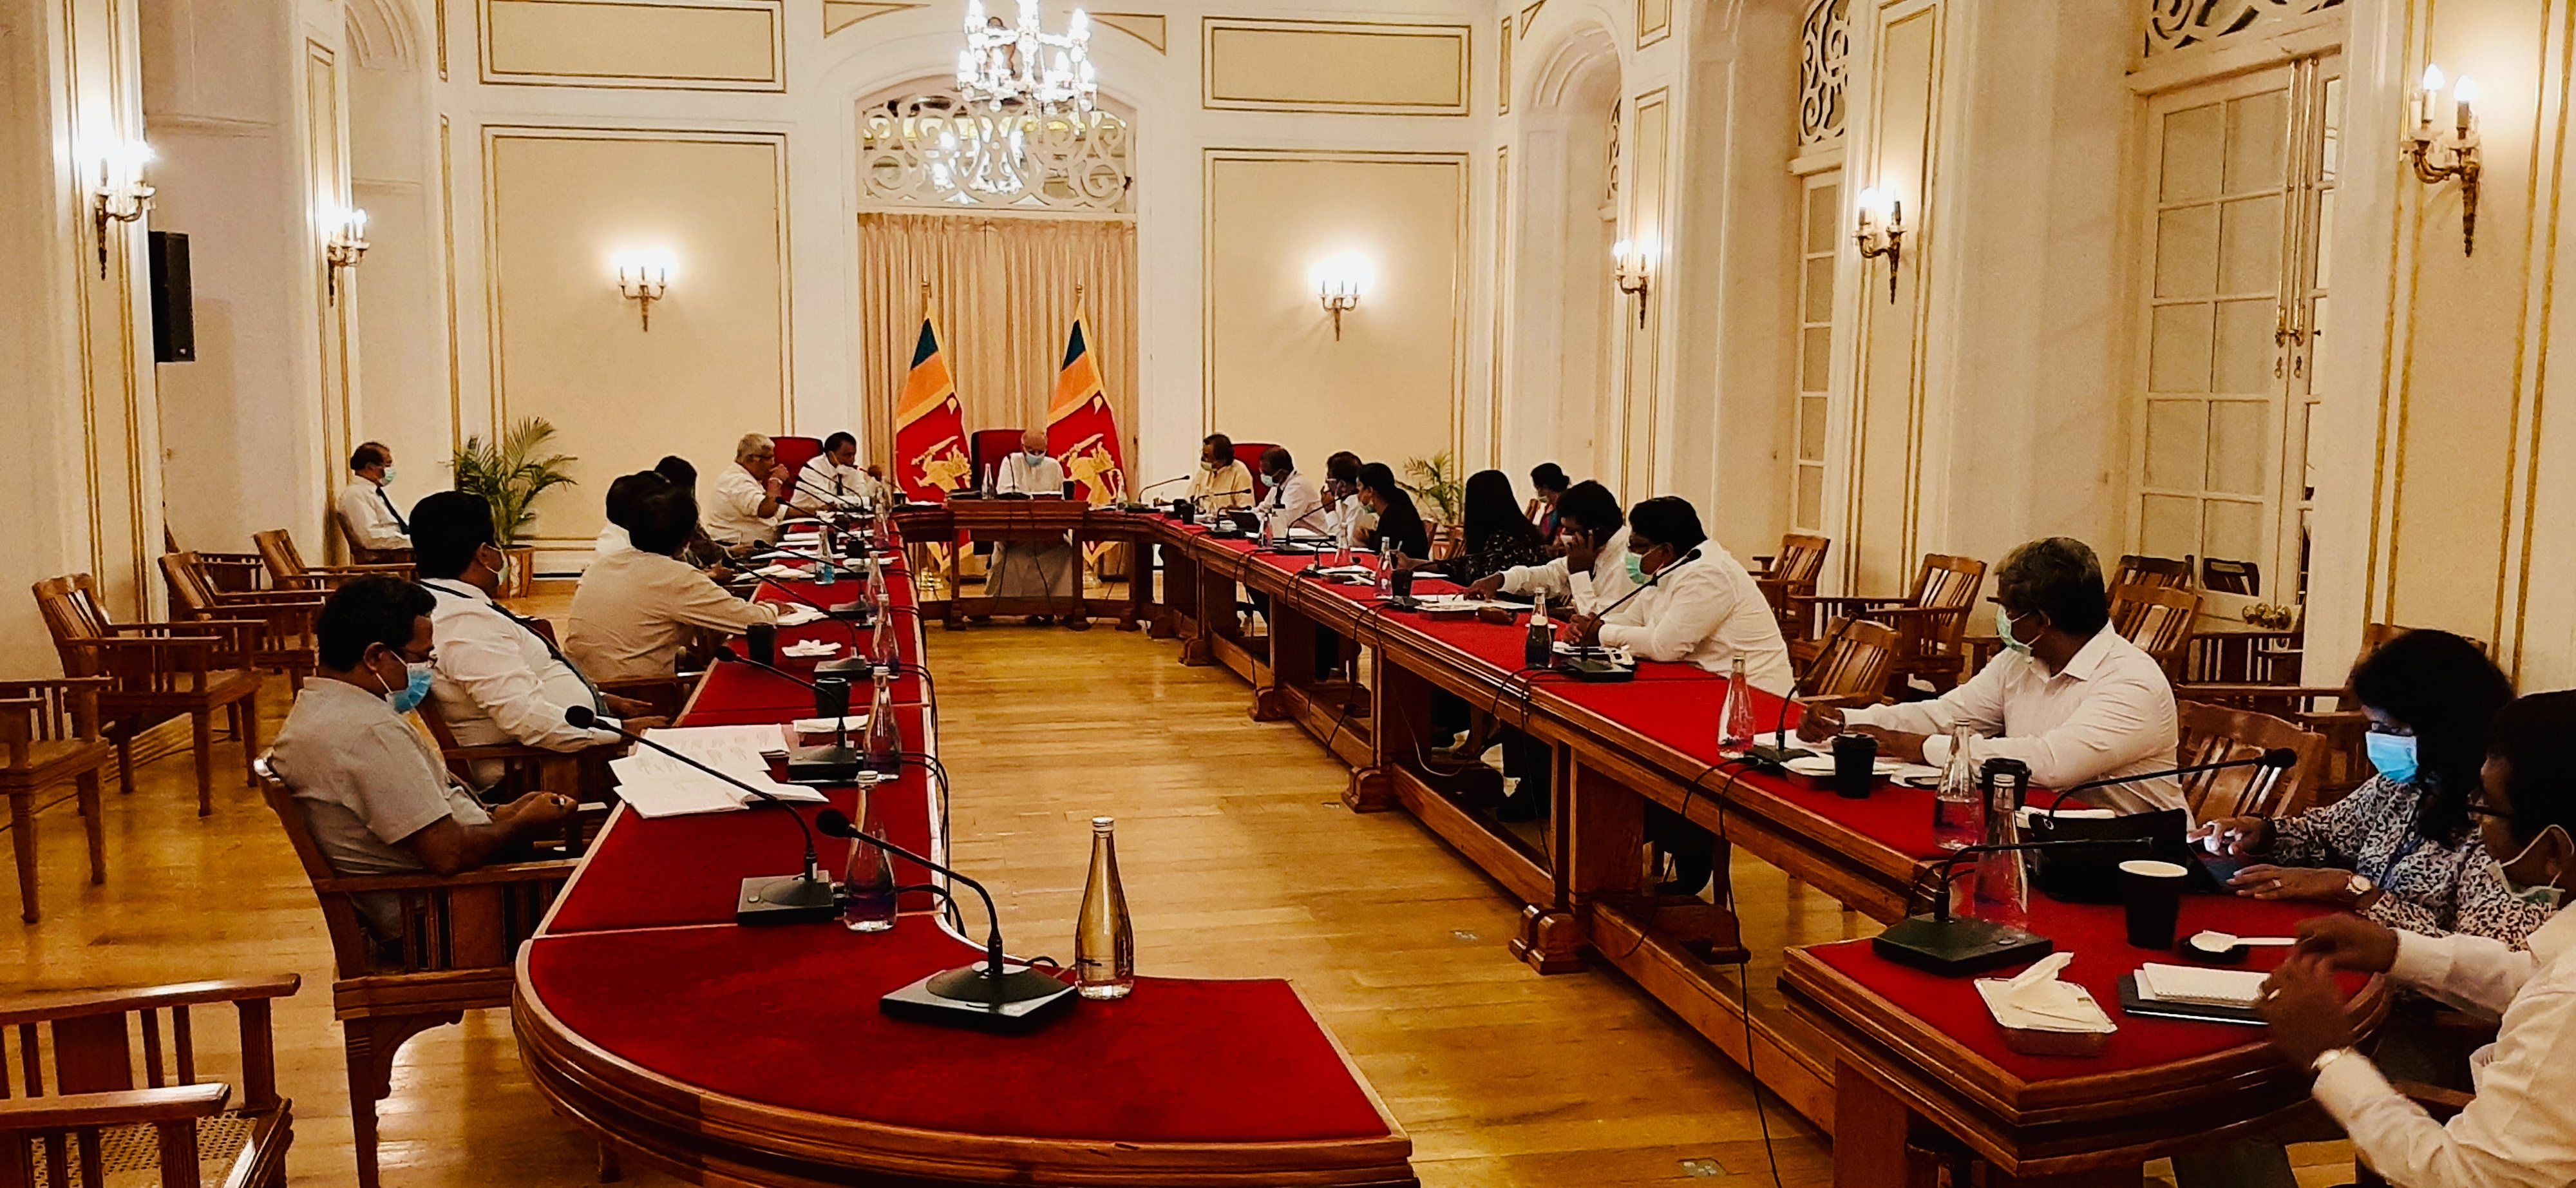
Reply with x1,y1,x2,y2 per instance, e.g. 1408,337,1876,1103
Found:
893,301,971,501
1045,305,1125,505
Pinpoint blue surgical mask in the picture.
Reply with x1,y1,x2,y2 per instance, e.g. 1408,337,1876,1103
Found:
378,467,397,486
2365,731,2420,785
1996,606,2033,656
1624,554,1648,585
377,657,435,715
2496,825,2570,910
1025,449,1045,461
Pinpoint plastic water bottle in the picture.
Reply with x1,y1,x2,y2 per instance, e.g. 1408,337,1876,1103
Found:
1932,725,1983,852
1968,758,2032,927
1075,816,1135,1000
814,528,838,586
840,785,897,932
1718,656,1757,757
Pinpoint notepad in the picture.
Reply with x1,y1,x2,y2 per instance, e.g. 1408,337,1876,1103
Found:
608,755,826,819
790,716,868,735
2133,963,2268,1008
781,639,842,658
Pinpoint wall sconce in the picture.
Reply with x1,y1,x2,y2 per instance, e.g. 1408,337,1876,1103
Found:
1310,252,1372,341
614,250,676,331
2410,64,2481,256
324,207,369,305
1611,236,1654,328
90,140,155,278
1853,187,1904,302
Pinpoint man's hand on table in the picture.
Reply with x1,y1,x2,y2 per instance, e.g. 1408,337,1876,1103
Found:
1796,704,1844,741
2294,914,2401,972
1564,613,1604,647
617,715,671,736
602,693,656,719
1466,573,1506,599
2259,950,2356,1066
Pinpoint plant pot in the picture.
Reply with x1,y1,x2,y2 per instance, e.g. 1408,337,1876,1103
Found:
500,546,537,599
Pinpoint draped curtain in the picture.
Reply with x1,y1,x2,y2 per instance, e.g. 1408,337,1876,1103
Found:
857,213,1138,477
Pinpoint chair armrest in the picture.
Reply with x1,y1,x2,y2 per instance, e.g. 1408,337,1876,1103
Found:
312,858,580,894
101,619,263,635
0,974,301,1026
2174,682,2349,700
0,676,115,698
312,563,415,575
0,1084,231,1131
1790,595,1912,611
209,591,331,606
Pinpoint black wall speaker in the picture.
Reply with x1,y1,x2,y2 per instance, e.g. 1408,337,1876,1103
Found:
147,231,195,363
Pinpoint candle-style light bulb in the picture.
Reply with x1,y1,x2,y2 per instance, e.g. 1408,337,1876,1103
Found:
1069,7,1088,38
1611,238,1633,267
963,0,982,32
2453,75,2479,136
2417,64,2445,134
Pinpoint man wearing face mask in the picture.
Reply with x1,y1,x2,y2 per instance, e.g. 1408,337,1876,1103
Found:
1560,497,1794,687
1466,481,1637,614
1800,537,2183,814
334,441,412,559
1254,446,1324,536
409,491,652,787
1188,434,1255,512
2259,690,2576,1187
267,576,578,937
988,427,1080,620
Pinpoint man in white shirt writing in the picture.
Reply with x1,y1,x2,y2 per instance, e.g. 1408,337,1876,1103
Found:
568,474,780,681
2260,690,2576,1188
334,441,412,559
989,427,1079,622
1801,537,2183,814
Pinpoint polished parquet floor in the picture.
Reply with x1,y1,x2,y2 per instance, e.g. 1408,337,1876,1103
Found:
0,608,2356,1186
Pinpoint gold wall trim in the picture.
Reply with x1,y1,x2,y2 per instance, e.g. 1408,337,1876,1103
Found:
1841,0,1943,591
437,0,450,78
1499,16,1512,115
1199,17,1472,116
477,0,786,91
477,124,795,448
1636,0,1669,49
1198,147,1472,465
1094,12,1167,53
307,39,353,548
824,1,926,36
1620,87,1670,497
441,115,464,455
1491,145,1509,468
2507,0,2575,675
1519,0,1544,35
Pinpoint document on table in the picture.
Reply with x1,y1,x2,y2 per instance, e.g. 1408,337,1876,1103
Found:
610,754,825,819
634,725,788,770
2132,963,2268,1008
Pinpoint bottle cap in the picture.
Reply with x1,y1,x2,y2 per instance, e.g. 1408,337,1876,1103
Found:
1092,816,1115,829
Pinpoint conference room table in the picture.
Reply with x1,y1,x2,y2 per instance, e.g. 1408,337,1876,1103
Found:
896,508,2391,1185
513,553,1419,1187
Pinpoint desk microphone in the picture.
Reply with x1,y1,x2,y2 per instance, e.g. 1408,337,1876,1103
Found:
2041,749,2298,814
1747,689,1810,771
813,804,1079,1027
755,572,912,678
568,705,837,925
1870,838,2157,976
1553,549,1699,680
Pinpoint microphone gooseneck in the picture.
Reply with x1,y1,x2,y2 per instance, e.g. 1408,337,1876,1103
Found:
815,807,1041,1004
2041,748,2302,814
1586,547,1702,622
567,705,831,915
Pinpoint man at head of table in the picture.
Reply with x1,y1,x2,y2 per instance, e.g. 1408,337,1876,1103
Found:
1188,434,1255,512
1797,536,2183,814
2262,690,2576,1187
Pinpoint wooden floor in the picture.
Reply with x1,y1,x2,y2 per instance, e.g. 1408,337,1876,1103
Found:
0,606,2358,1187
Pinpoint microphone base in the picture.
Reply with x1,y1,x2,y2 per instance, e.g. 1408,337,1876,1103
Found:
827,602,876,624
735,873,840,926
788,744,862,785
812,656,878,677
880,963,1080,1033
1556,656,1636,682
1870,914,2054,977
1747,741,1814,771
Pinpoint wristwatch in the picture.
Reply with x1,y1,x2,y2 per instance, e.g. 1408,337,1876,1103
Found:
2346,873,2376,901
2311,1046,2357,1076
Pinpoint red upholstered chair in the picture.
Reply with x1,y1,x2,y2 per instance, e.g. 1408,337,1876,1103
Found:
773,435,824,493
969,429,1025,493
1230,441,1279,505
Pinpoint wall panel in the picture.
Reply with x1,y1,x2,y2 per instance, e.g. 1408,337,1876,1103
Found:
1201,19,1469,115
480,0,784,90
1846,1,1937,593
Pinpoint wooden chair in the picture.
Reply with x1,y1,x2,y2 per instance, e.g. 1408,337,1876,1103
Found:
332,508,415,568
164,528,274,595
251,529,411,591
2176,623,2472,802
2112,553,2193,591
32,574,265,816
163,552,326,691
0,974,299,1188
0,679,113,924
1790,553,1987,699
2111,583,2201,678
2201,556,2260,595
2175,700,2329,819
1793,617,1897,711
1753,533,1832,642
257,759,576,1188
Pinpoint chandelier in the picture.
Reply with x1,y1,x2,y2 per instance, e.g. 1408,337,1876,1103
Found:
956,0,1097,117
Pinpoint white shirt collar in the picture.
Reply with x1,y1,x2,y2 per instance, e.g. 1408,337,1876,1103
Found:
2051,626,2124,682
422,577,496,606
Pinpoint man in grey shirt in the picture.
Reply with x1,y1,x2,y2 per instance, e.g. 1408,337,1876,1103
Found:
267,575,576,937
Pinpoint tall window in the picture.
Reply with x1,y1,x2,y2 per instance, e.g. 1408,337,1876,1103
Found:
2132,56,2339,600
1792,175,1839,532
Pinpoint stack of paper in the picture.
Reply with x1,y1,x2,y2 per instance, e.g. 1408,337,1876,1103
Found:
2134,963,2268,1008
609,754,824,819
790,715,868,734
781,639,842,658
636,725,788,767
1975,953,2117,1034
772,604,826,627
753,563,810,580
1315,564,1374,578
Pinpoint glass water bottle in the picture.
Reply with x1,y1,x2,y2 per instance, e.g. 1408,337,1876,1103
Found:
1525,593,1553,670
1931,725,1984,852
814,522,838,586
1718,656,1757,757
864,667,899,770
1967,758,2032,928
1075,816,1136,1001
1375,541,1394,597
840,785,897,932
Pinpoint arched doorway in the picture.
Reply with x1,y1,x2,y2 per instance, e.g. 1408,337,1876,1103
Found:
1505,25,1622,490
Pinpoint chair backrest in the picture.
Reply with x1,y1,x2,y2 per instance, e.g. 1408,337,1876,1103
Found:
1797,617,1897,706
1773,534,1831,588
2176,700,2328,819
256,760,382,977
30,574,114,676
252,530,309,582
2201,557,2260,595
2111,583,2200,675
773,434,825,492
0,976,295,1114
1228,441,1280,505
2115,554,2194,591
160,552,220,617
1906,553,1988,654
968,429,1024,490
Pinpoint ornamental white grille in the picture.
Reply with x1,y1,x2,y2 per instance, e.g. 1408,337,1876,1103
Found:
2145,0,2343,57
1799,0,1850,146
858,95,1132,213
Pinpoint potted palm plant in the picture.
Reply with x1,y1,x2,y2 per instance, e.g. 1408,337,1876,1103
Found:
1399,452,1466,559
450,417,577,597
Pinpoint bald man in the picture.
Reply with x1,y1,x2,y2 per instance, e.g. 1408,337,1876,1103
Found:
989,428,1079,621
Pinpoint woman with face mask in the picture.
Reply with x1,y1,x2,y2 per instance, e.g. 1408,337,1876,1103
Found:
2258,690,2576,1187
2193,629,2545,948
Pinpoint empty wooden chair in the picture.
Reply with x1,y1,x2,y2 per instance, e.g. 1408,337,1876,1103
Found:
32,574,265,815
251,528,412,591
2201,557,2260,595
0,678,113,923
2112,553,2193,591
2176,700,2329,819
0,973,299,1188
258,758,577,1188
2112,583,2201,678
164,551,327,691
1790,553,1986,699
165,526,273,595
1753,533,1831,641
1794,617,1897,711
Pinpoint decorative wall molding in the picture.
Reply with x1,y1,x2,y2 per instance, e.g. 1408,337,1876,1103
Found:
1499,16,1512,115
346,0,425,71
824,0,926,36
478,0,786,91
1519,1,1544,35
1094,12,1167,53
2143,0,2342,57
1200,17,1471,116
1799,0,1849,146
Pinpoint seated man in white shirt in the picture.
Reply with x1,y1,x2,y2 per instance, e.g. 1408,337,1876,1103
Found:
1465,480,1636,614
589,470,662,562
989,428,1080,622
808,431,883,507
1562,497,1794,895
408,491,656,788
2259,690,2576,1188
1255,446,1326,537
334,441,412,559
1188,434,1255,512
704,433,799,549
267,575,576,939
568,476,781,681
1800,537,2183,814
1320,451,1374,548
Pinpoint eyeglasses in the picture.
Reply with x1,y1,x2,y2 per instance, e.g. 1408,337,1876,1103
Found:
2467,790,2514,821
